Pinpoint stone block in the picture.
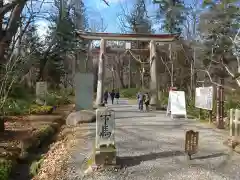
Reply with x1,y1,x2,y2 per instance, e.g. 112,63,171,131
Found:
66,110,96,126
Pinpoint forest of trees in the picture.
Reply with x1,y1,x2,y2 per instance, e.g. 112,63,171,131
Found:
112,0,240,92
0,0,239,121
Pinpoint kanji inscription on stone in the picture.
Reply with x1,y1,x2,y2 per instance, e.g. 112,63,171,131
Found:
185,130,199,159
99,113,112,138
96,107,115,149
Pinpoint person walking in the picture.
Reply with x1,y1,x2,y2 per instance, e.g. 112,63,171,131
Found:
115,90,120,104
110,89,115,104
103,90,109,104
144,92,150,112
137,91,144,111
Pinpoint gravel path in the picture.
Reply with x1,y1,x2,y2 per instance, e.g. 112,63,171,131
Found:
61,100,240,180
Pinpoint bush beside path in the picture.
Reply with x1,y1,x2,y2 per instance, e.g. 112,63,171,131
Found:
0,104,74,180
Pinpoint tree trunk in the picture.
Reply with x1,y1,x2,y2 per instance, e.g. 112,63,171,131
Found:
0,2,26,63
93,65,98,92
0,116,4,132
128,55,131,88
119,71,125,88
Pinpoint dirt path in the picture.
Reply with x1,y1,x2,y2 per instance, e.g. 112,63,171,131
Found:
35,101,240,180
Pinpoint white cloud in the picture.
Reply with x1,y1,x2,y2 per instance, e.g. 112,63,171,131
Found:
35,20,49,39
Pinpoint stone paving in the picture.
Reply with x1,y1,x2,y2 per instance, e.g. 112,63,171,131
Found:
62,100,240,180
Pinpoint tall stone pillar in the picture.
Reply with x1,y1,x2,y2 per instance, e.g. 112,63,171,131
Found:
149,40,158,109
96,39,106,105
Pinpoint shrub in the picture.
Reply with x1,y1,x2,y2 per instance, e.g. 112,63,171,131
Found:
2,98,32,115
0,159,12,180
29,105,54,115
45,90,71,106
9,83,33,100
30,158,44,177
120,88,140,98
45,93,59,106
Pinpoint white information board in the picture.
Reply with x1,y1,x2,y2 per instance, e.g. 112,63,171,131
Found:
36,81,47,105
167,90,187,118
95,107,115,149
195,86,213,110
75,73,94,110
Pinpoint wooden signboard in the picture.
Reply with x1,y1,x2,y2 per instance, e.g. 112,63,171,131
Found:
195,86,213,110
185,130,199,159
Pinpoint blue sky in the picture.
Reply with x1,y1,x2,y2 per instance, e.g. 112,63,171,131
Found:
35,0,197,37
83,0,157,33
83,0,195,33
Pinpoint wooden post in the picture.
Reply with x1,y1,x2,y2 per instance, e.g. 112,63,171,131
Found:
199,109,202,120
220,78,224,125
230,109,233,137
149,40,158,109
96,39,106,105
209,110,212,124
169,44,174,87
128,55,131,88
217,78,224,129
235,109,240,138
216,85,223,128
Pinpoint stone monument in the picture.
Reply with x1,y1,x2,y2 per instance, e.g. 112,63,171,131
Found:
36,81,47,105
75,73,94,110
95,107,116,165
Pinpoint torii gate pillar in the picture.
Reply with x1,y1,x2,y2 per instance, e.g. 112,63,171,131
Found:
149,40,158,109
96,39,106,105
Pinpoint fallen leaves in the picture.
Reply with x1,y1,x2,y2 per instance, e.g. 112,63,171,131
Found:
32,127,78,180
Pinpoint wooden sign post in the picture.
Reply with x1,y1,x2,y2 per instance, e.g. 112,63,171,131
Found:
185,130,199,160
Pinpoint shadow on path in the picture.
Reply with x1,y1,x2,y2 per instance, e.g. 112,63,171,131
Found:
115,110,141,113
115,115,157,119
109,106,134,109
117,151,228,169
117,150,184,168
192,152,227,160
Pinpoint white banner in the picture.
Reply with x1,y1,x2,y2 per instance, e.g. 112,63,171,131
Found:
167,90,187,118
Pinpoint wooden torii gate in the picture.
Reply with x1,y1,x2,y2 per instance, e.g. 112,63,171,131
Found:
76,31,179,109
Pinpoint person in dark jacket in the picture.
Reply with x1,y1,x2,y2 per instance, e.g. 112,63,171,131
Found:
103,90,109,104
144,92,150,111
110,89,115,104
137,91,144,111
115,90,120,104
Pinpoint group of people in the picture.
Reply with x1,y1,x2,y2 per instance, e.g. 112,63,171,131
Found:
102,89,150,111
137,91,150,111
103,89,120,104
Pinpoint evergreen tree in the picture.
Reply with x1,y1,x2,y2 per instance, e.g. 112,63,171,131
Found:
198,0,240,80
156,0,186,33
